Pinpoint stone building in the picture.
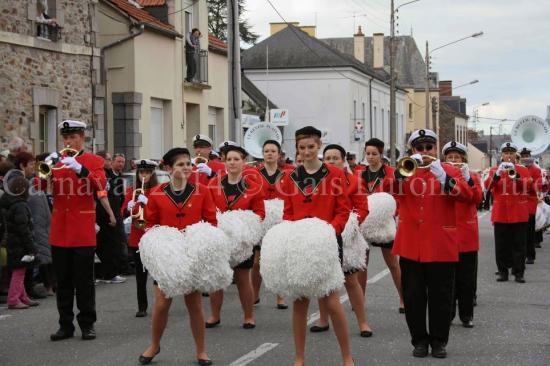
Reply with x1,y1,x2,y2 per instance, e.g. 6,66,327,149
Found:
0,0,102,153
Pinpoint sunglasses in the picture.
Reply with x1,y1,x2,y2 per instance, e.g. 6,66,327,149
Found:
346,157,355,160
415,144,434,152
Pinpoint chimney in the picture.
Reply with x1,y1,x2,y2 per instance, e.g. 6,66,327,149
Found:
353,26,365,63
439,80,452,97
373,33,384,69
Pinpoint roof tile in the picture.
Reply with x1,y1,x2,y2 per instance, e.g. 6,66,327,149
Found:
136,0,165,6
108,0,174,33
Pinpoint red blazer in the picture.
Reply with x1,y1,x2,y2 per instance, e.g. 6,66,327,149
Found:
391,165,473,262
190,159,226,185
456,172,484,253
355,164,399,215
144,182,216,231
345,171,368,225
526,164,543,215
48,152,106,247
281,164,350,235
208,175,266,219
122,186,157,248
256,166,287,200
484,164,531,224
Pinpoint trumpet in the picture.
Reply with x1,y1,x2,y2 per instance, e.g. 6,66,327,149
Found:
36,147,80,179
193,153,209,165
132,177,146,229
505,159,517,179
444,162,466,168
396,155,438,177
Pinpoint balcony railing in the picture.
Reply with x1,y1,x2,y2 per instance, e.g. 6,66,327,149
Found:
186,49,208,85
36,22,60,42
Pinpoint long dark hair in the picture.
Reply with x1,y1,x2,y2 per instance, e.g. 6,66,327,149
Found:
135,169,158,190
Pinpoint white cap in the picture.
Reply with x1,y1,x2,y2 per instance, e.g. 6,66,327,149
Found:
193,134,213,147
0,149,9,158
500,141,518,152
134,159,159,169
218,140,238,150
210,150,219,158
58,120,87,133
408,129,437,147
442,141,467,155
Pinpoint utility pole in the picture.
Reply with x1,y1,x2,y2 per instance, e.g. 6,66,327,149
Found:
227,0,242,143
489,126,493,166
425,40,430,130
389,0,396,166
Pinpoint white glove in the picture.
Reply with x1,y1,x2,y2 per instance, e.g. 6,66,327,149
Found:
410,153,423,164
496,162,514,176
61,156,82,174
45,152,59,162
430,159,447,186
461,164,471,182
196,163,212,176
127,200,135,212
137,194,148,205
21,255,35,263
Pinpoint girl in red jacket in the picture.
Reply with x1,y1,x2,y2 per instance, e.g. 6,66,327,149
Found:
139,148,216,366
206,144,265,330
280,126,354,366
121,159,159,318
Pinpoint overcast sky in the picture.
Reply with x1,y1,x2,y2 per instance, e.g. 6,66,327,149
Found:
243,0,550,134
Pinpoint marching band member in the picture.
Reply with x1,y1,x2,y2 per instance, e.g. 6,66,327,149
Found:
44,120,106,341
485,142,531,283
391,129,472,358
121,159,159,318
355,138,404,313
310,144,372,337
206,144,265,329
519,147,542,264
442,141,483,328
251,140,288,309
192,134,225,177
218,140,238,163
139,148,215,366
280,126,354,366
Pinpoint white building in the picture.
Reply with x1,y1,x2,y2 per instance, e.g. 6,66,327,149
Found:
242,25,407,159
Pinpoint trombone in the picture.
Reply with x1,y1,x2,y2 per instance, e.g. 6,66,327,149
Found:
36,146,80,179
396,155,438,177
132,177,146,229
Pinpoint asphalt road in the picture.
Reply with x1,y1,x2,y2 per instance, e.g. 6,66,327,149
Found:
1,211,549,366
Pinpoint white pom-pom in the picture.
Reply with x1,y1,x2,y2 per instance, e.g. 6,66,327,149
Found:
361,192,397,243
183,222,233,293
342,212,369,272
139,226,194,298
261,218,344,300
262,199,284,236
217,209,263,267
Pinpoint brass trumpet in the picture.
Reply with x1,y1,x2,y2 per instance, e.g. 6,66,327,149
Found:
36,147,80,179
193,153,209,165
396,155,438,177
132,177,146,229
444,162,466,168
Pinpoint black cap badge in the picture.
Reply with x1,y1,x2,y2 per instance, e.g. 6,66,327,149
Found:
195,134,200,140
451,141,457,147
419,129,426,137
506,142,511,147
63,121,69,128
141,160,146,165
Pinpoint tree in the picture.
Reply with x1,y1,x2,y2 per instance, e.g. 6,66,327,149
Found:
208,0,259,46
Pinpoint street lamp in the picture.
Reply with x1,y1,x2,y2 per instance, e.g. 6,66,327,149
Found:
425,31,484,131
453,79,479,90
472,102,490,131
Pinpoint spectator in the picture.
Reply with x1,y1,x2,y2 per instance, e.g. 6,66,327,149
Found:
0,150,9,162
0,175,39,309
7,137,27,163
0,161,15,302
185,28,201,82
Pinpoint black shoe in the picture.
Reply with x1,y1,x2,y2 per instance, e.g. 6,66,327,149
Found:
136,310,147,318
360,330,373,338
497,271,509,282
27,289,47,299
254,298,260,305
138,347,160,365
535,243,541,248
462,320,474,328
243,322,256,329
399,307,405,314
197,359,213,366
515,275,526,283
81,328,96,340
310,325,330,333
526,258,535,264
412,344,428,358
50,328,74,341
473,295,477,307
205,320,220,328
276,303,288,310
431,345,447,358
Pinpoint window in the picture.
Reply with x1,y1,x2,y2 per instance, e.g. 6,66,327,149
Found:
185,11,192,35
362,102,366,139
36,0,60,41
381,108,385,139
150,99,165,160
38,106,57,153
409,103,413,119
373,106,377,137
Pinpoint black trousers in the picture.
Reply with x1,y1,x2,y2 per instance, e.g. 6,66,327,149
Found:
96,221,122,280
400,257,456,348
186,51,196,81
526,215,536,260
51,246,96,331
131,248,148,311
494,222,527,276
451,251,477,322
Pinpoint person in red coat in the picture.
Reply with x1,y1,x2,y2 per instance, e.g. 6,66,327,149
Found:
191,134,226,179
310,144,372,337
391,129,472,359
355,138,404,313
251,140,288,309
519,147,543,264
484,142,531,283
121,159,159,318
206,144,265,330
138,148,215,366
442,141,483,328
43,120,107,342
280,126,354,366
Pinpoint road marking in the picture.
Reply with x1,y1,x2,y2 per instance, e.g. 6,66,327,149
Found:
0,314,13,321
228,268,390,365
227,343,280,366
